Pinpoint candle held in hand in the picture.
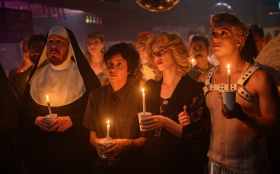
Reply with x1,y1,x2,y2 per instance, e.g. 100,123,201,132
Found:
190,58,196,68
226,64,231,91
141,87,146,114
106,119,111,138
45,95,52,114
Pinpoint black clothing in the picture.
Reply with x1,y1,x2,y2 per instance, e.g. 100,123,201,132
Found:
22,93,94,174
142,75,210,174
0,65,20,173
9,66,34,102
188,64,214,82
84,77,153,173
84,77,141,139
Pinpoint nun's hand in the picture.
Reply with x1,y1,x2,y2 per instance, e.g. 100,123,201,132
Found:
140,115,167,131
35,116,53,131
48,116,73,132
178,111,191,127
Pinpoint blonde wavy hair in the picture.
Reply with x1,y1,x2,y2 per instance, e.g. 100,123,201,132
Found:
133,32,155,61
151,32,190,74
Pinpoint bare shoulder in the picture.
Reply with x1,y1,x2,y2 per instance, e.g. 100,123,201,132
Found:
252,69,271,83
249,69,274,93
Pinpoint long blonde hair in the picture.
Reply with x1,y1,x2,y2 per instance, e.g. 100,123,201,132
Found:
151,32,190,75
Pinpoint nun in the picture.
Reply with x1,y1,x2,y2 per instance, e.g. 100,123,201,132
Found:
21,26,100,174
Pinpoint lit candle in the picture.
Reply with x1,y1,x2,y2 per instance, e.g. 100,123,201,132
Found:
141,87,146,114
45,95,52,114
106,119,111,138
183,105,187,113
226,64,231,91
190,58,196,68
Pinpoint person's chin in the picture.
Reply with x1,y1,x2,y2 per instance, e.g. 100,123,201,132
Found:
109,76,121,82
212,50,223,56
49,57,63,65
156,64,164,71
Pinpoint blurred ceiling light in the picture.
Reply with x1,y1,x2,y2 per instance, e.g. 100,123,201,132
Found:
136,0,180,13
215,2,232,10
64,9,84,15
268,11,280,16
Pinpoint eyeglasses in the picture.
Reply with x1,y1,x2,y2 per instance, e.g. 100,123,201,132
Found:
152,47,170,57
151,41,178,57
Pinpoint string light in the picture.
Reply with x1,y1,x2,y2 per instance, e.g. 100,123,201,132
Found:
85,15,102,24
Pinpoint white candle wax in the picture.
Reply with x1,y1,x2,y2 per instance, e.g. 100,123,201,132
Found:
141,88,146,114
106,120,111,138
226,64,231,91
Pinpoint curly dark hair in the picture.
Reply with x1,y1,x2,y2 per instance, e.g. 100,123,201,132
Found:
104,43,140,75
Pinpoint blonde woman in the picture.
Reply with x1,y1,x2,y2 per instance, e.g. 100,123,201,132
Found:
140,32,210,174
134,32,161,81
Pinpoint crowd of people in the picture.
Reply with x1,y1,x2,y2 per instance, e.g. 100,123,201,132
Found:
0,13,279,174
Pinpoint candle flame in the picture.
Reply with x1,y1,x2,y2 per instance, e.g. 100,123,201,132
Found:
45,95,50,103
226,64,231,75
191,58,195,65
141,87,145,94
106,119,110,126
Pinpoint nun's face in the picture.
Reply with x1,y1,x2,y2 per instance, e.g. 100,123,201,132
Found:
46,35,69,65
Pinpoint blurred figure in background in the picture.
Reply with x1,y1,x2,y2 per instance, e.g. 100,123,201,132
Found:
9,34,46,100
134,32,161,82
16,37,32,73
249,24,266,55
187,35,214,82
86,32,109,86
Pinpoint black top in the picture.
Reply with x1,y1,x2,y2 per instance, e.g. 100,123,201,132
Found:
22,93,92,160
84,77,157,171
0,65,19,161
84,77,142,139
9,66,34,102
142,75,210,174
188,64,214,81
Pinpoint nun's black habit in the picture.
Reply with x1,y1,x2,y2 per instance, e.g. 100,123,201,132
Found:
21,27,100,174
